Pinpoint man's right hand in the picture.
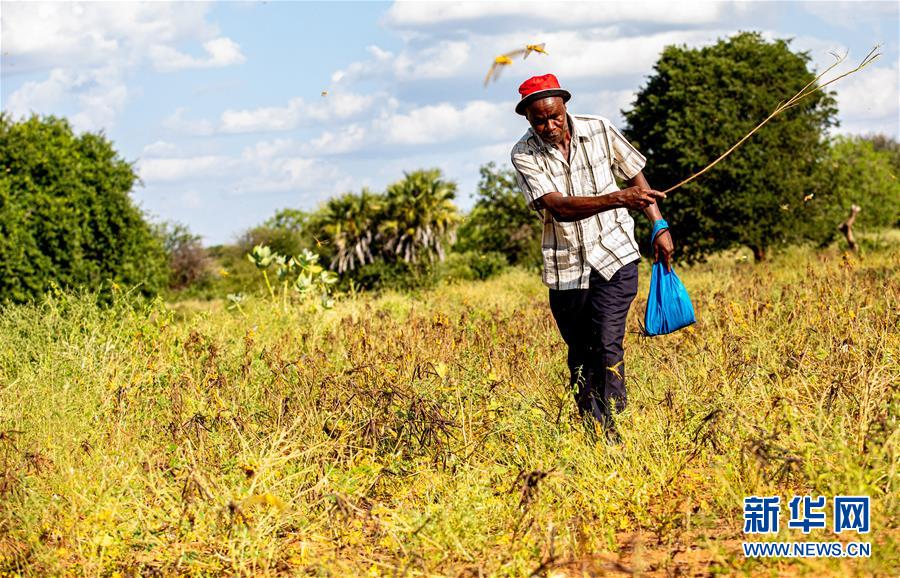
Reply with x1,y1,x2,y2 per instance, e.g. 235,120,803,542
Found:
616,186,666,210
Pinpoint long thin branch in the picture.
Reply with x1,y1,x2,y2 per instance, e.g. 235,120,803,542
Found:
661,46,881,195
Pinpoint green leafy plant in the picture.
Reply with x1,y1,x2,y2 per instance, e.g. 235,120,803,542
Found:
226,292,246,316
247,244,338,309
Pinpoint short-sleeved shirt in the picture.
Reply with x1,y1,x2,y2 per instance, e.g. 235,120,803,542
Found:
510,113,647,290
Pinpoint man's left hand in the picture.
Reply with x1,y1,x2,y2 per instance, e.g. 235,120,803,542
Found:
653,229,675,272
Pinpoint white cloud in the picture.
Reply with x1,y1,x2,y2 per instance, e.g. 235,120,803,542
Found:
137,141,355,198
784,34,851,74
295,99,520,154
328,91,378,118
402,40,471,78
232,157,347,195
233,141,356,195
330,27,735,95
385,1,726,28
242,138,301,161
142,140,179,156
5,68,75,113
220,98,306,133
310,125,370,154
163,108,215,136
2,2,220,72
5,65,128,131
375,100,519,145
1,2,244,131
217,91,377,134
138,155,233,182
493,28,733,80
150,37,246,72
800,1,899,29
834,64,899,121
70,82,129,132
832,63,900,137
147,91,379,137
571,89,637,124
333,41,471,84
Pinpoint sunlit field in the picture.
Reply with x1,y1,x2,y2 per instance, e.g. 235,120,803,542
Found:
1,236,897,577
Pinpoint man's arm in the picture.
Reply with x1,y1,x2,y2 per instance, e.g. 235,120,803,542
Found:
627,171,663,222
510,146,663,222
536,185,665,222
626,170,675,270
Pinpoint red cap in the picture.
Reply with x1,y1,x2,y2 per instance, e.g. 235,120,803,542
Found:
516,74,571,115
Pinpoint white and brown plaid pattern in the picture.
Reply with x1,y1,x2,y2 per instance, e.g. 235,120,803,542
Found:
511,114,647,290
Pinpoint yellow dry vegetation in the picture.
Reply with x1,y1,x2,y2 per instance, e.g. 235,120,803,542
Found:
0,236,897,576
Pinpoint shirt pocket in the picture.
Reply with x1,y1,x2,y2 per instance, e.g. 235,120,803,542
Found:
543,246,578,273
578,139,613,194
615,208,635,231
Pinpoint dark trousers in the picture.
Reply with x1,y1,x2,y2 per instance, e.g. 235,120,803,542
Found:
548,261,639,426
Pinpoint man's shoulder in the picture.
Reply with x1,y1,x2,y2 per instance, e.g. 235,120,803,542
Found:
510,129,540,158
571,113,617,136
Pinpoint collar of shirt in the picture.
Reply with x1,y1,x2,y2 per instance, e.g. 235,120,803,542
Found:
528,113,591,163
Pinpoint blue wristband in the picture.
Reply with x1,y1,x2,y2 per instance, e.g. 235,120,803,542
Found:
651,219,669,243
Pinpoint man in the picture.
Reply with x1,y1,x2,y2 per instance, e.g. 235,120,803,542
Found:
509,74,674,439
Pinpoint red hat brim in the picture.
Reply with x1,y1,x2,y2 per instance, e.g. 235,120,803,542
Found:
516,88,571,115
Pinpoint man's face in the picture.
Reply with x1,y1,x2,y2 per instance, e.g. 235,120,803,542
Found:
525,97,568,145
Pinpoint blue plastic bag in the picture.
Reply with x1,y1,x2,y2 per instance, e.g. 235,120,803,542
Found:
643,261,696,336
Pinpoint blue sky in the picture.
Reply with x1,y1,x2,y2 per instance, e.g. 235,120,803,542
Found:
2,1,898,245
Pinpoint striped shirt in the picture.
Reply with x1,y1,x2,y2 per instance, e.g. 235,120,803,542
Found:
510,113,647,290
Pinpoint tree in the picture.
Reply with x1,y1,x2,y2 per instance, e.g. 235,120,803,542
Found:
623,32,838,262
154,221,212,290
236,226,299,263
238,170,461,290
0,113,168,302
264,207,310,233
811,136,900,236
234,207,312,260
454,162,542,267
862,134,900,176
379,169,460,265
316,189,383,274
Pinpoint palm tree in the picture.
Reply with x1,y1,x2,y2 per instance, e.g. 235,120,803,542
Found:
379,169,460,265
320,189,382,274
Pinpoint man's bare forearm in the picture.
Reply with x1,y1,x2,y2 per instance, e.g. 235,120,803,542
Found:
539,193,625,222
538,182,665,222
627,172,663,222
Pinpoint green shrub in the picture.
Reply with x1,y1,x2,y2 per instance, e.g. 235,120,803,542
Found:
812,136,900,237
0,113,168,302
454,163,542,268
437,251,508,282
237,225,306,261
348,260,436,292
153,221,212,291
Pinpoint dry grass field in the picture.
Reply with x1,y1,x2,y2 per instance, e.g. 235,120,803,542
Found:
1,236,897,576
